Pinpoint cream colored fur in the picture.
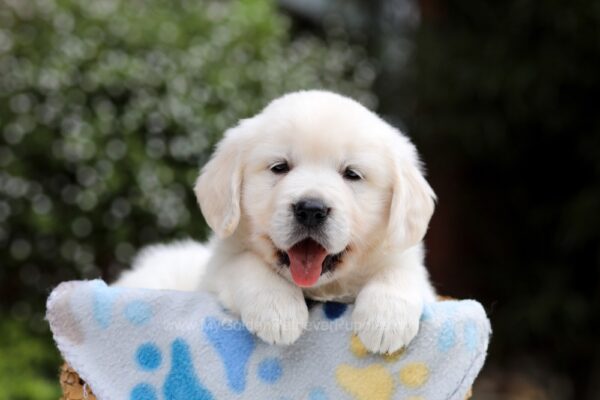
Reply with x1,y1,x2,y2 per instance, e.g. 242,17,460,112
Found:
115,90,437,353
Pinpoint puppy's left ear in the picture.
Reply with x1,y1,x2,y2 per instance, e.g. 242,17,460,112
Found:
387,137,436,249
194,118,254,238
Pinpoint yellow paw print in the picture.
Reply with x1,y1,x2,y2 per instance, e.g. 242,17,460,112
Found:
340,334,430,400
349,334,405,362
336,364,394,400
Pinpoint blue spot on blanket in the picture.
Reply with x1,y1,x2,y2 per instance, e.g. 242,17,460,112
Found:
436,301,460,315
92,281,119,329
323,302,347,320
258,357,283,383
464,320,479,352
125,301,153,326
438,320,456,352
203,317,255,393
136,343,162,371
309,387,328,400
163,338,213,400
131,383,157,400
421,303,434,321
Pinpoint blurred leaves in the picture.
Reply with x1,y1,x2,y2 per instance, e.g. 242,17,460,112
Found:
0,315,61,400
0,0,373,397
0,0,373,305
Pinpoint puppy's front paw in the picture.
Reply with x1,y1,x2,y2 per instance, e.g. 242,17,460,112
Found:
352,291,421,354
240,290,309,345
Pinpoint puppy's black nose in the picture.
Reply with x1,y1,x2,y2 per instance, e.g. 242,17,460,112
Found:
293,198,330,228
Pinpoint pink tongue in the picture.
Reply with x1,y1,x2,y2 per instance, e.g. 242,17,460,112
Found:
287,239,328,287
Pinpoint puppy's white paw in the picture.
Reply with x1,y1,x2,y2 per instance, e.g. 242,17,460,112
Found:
352,290,421,354
240,290,308,345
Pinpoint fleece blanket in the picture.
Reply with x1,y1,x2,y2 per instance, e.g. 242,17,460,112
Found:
46,280,491,400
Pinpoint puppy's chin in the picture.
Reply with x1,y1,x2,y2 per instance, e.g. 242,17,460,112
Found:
273,237,347,288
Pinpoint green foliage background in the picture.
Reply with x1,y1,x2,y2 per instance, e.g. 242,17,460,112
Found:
0,0,373,397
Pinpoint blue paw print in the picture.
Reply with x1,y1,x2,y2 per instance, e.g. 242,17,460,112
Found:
125,307,298,399
203,316,256,393
432,301,482,354
91,283,152,329
129,338,213,400
163,339,214,400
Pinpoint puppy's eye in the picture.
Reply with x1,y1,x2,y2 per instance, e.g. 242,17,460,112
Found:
270,161,290,174
343,168,362,181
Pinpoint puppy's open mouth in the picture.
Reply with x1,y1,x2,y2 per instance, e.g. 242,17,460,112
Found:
277,238,344,288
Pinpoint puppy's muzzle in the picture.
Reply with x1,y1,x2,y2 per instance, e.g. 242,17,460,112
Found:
293,198,330,228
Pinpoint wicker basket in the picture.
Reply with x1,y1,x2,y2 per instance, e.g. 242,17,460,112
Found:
60,364,97,400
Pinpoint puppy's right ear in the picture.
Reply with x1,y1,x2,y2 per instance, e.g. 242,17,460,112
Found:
194,119,254,238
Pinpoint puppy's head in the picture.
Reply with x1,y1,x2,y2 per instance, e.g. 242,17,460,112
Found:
195,91,435,288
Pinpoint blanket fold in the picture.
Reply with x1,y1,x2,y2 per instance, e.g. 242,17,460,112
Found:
47,280,491,400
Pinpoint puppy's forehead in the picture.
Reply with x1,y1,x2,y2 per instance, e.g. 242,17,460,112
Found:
254,93,389,161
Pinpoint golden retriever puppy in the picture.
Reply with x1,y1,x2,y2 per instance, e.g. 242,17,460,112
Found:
115,90,436,353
